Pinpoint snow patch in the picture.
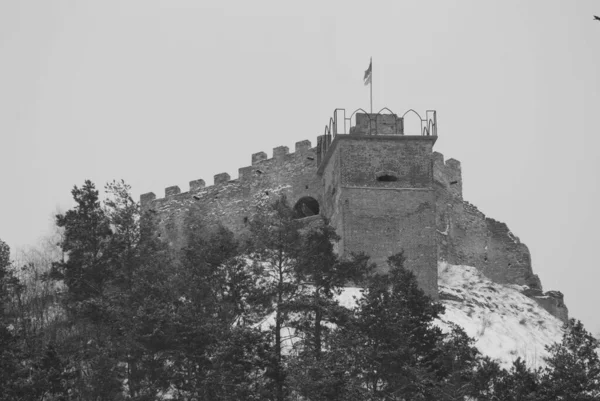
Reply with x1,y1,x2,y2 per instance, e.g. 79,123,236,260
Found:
336,286,363,309
436,261,564,370
248,261,565,371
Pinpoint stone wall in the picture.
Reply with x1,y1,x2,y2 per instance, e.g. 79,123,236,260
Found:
319,136,438,298
351,113,404,136
141,140,322,251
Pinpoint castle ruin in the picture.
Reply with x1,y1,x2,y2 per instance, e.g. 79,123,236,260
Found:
140,108,568,321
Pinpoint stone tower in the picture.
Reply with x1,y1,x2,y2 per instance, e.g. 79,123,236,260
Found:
317,111,438,298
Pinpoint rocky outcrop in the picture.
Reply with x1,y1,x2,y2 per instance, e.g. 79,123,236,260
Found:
523,288,569,323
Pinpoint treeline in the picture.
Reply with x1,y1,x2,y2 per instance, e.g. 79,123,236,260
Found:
1,180,599,400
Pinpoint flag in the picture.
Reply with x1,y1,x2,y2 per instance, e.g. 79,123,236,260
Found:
364,58,372,86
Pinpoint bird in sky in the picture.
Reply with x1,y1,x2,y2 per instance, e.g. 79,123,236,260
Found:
594,15,600,21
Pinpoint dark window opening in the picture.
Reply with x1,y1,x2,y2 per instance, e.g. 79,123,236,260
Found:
265,191,269,195
294,196,320,218
305,185,309,189
243,216,249,224
450,180,458,185
377,174,398,182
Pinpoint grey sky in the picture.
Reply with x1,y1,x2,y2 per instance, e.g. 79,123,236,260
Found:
1,0,599,333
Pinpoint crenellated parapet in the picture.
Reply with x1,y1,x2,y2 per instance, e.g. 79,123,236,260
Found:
139,139,323,250
141,139,320,208
433,151,463,200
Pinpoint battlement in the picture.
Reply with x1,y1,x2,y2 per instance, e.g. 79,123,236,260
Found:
140,107,442,209
140,139,319,210
433,151,463,200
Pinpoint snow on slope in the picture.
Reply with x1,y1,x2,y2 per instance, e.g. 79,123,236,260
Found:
254,262,565,370
435,261,564,370
335,262,565,370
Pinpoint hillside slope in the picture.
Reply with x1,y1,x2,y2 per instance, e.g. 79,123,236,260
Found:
257,260,565,370
336,262,565,370
435,261,564,369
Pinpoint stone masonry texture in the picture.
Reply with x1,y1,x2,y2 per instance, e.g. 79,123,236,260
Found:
141,112,568,321
318,135,438,298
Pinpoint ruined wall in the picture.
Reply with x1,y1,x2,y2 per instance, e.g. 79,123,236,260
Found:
433,151,568,322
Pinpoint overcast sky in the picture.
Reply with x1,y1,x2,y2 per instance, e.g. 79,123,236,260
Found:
1,0,599,333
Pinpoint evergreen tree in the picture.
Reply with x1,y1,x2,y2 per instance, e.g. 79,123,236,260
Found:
468,356,506,400
291,223,372,359
324,253,446,400
167,211,270,400
540,318,600,400
0,239,25,400
430,323,483,400
103,180,176,399
491,357,541,401
52,181,159,400
247,195,304,401
52,180,112,315
29,343,71,401
285,223,374,401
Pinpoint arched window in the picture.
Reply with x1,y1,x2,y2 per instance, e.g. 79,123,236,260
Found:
294,196,320,218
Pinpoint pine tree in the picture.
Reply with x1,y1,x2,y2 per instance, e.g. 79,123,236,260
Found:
489,357,541,401
291,222,372,359
285,223,374,401
430,323,483,400
29,343,71,401
469,356,506,400
52,180,112,315
164,210,271,400
50,180,166,399
102,180,176,399
326,253,446,400
0,239,25,400
540,318,600,400
247,195,304,401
